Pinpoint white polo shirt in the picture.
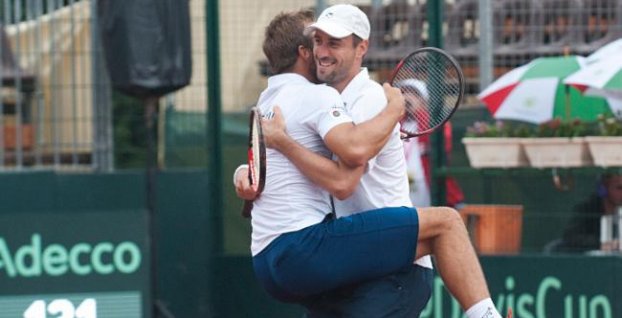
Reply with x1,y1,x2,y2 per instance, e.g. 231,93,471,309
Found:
334,68,412,215
250,73,352,256
334,68,433,269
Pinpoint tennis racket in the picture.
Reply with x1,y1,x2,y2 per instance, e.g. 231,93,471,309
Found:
241,107,266,218
389,47,464,139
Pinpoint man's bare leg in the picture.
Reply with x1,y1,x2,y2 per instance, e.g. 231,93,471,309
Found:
415,207,503,317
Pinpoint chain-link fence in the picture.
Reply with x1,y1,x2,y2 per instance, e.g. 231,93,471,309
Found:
0,0,113,171
4,0,619,168
2,0,620,253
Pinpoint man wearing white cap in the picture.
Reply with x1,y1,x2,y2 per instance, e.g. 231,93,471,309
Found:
397,79,434,208
259,4,507,318
397,79,465,210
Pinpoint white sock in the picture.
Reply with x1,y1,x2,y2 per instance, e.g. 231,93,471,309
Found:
465,298,502,318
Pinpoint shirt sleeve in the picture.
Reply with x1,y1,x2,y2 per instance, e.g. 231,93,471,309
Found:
312,87,353,138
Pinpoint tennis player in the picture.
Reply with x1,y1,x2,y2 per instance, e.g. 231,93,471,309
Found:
235,6,508,318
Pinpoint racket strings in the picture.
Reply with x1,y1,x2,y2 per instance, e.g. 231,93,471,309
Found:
393,51,461,136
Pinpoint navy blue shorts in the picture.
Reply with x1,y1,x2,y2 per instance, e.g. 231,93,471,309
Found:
302,264,434,318
252,206,419,303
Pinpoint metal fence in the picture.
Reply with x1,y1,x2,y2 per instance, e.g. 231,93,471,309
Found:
0,0,113,171
215,0,622,256
1,0,619,170
0,0,619,258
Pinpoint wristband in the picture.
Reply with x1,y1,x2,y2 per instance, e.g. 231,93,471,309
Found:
233,164,249,185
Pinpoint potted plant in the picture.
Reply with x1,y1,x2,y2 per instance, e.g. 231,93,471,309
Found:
521,118,593,168
462,121,530,168
585,114,622,167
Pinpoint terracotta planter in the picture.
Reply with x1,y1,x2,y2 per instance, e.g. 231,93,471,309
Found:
462,137,528,168
459,204,523,255
521,137,592,168
585,136,622,167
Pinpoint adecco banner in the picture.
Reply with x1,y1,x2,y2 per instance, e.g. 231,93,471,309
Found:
0,233,142,278
420,255,622,318
0,210,150,318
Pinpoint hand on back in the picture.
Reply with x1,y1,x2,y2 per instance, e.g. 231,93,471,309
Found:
261,106,289,151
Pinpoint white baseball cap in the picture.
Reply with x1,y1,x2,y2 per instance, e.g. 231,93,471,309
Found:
304,4,370,40
396,79,429,101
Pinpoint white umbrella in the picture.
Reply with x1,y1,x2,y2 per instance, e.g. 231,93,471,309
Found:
564,55,622,117
608,98,622,118
586,38,622,63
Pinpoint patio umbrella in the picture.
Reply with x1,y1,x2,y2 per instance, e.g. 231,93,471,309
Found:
478,56,611,124
586,38,622,63
563,55,622,117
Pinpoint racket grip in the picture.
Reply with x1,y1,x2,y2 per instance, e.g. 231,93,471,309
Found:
241,200,253,218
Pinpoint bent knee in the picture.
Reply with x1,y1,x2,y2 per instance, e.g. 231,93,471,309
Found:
417,206,465,239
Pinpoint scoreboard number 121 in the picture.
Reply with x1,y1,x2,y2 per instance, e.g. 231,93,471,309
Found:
24,298,96,318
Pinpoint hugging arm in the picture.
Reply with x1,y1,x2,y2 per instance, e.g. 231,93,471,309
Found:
252,83,403,200
259,83,404,199
324,83,405,167
262,107,365,200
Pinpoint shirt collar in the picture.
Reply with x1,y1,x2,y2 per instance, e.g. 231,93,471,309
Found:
268,73,311,87
341,68,369,106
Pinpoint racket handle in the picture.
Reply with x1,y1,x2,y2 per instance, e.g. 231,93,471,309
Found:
241,200,253,218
